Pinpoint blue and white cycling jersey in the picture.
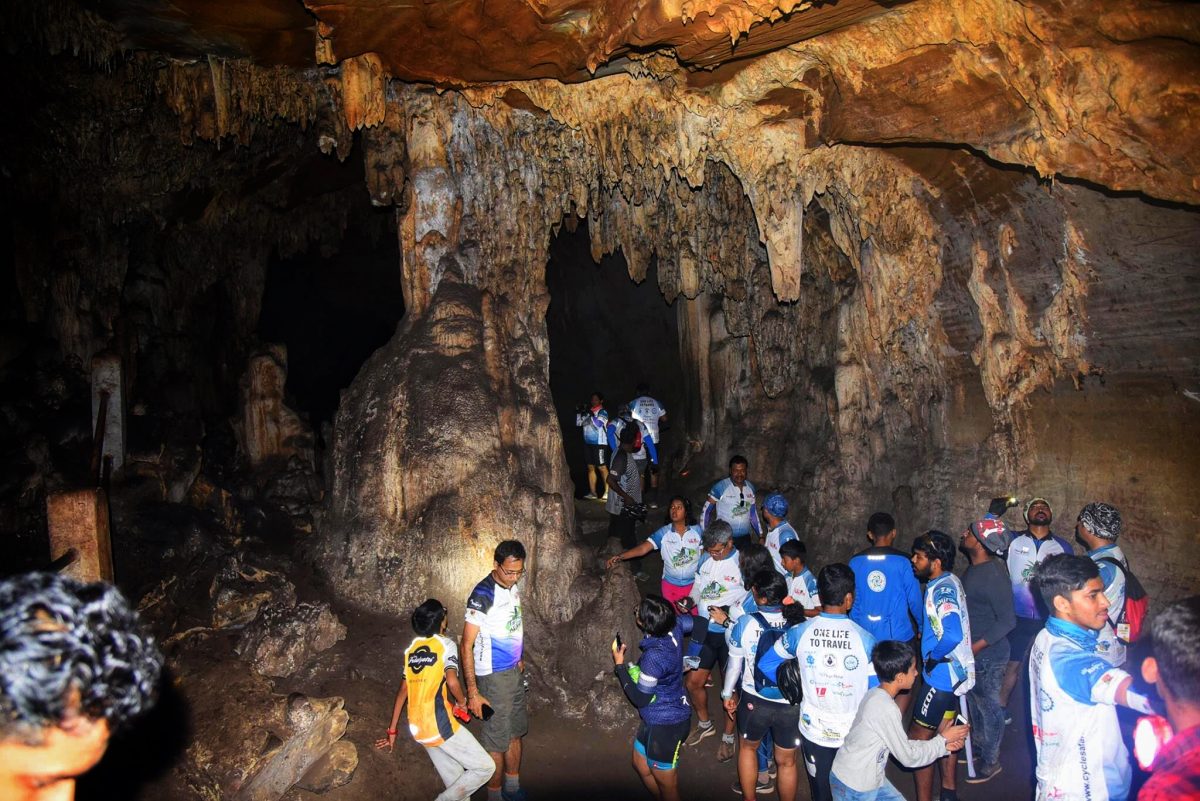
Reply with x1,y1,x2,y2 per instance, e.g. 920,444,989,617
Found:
725,606,789,702
1006,530,1074,620
764,521,799,575
703,478,759,539
575,407,609,445
1030,617,1133,801
605,418,657,463
629,395,666,443
847,546,923,641
763,613,877,747
690,550,746,633
921,573,975,695
649,524,703,587
464,575,523,676
787,568,820,611
1089,543,1129,666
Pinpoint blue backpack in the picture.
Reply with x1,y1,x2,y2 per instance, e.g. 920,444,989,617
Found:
751,612,792,700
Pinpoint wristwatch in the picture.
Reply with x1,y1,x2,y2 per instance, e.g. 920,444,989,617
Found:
721,690,734,700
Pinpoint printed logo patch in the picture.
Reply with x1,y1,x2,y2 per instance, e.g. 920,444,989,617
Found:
408,645,439,674
1038,689,1055,712
806,654,816,666
844,655,859,671
867,570,887,592
823,654,836,668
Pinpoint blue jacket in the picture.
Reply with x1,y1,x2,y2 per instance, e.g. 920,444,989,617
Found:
616,616,694,726
848,546,923,641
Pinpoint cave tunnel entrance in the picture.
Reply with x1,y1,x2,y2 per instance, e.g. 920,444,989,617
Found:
546,218,687,500
257,211,405,428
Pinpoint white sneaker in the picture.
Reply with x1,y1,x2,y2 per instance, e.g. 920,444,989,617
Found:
584,492,597,499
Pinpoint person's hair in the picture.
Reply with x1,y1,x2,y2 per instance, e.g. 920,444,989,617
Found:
1149,596,1200,705
619,424,639,445
782,601,808,626
1033,553,1100,613
664,495,696,526
494,540,527,564
818,563,855,607
867,512,895,538
779,539,807,563
0,572,163,746
636,382,650,394
912,530,956,572
702,520,733,549
412,598,447,636
591,391,605,403
729,454,748,470
637,594,677,638
751,571,788,606
738,542,774,584
872,639,917,683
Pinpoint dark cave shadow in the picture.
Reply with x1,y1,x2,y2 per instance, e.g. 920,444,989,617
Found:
77,664,191,800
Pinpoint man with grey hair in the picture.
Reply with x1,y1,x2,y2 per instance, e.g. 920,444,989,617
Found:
684,520,747,760
1075,502,1130,666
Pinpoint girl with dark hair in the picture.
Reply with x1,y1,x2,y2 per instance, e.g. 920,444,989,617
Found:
607,496,703,605
612,594,694,801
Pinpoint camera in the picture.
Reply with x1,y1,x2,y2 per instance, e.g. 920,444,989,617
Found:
623,502,649,522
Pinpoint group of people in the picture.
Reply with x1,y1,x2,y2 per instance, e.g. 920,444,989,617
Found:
370,454,1197,801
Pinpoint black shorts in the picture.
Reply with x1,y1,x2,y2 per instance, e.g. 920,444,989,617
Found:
736,695,801,747
585,444,611,467
635,719,690,770
1008,617,1044,662
913,683,960,730
697,627,729,671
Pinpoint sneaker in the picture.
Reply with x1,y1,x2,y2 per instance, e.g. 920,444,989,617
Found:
730,776,775,795
501,788,528,801
766,761,777,779
583,492,597,500
966,763,1003,784
685,724,716,747
717,738,737,762
647,501,659,509
598,494,608,502
682,656,701,672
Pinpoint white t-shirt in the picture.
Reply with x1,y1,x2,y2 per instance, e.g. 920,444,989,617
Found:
690,550,747,633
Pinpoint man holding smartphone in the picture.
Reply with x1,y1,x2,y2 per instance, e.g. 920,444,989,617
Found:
463,540,529,801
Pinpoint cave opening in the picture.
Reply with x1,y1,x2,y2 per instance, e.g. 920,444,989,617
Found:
257,211,405,426
545,218,687,499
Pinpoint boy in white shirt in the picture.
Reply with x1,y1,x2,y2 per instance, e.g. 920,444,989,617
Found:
830,640,969,801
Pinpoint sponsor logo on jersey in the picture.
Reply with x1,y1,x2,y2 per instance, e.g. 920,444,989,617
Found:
823,654,836,668
844,655,859,671
506,605,523,634
867,570,886,591
408,645,439,673
1039,689,1055,712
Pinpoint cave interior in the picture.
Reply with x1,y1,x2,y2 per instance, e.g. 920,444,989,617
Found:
1,0,1198,798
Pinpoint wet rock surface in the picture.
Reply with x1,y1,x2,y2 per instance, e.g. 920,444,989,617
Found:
236,601,347,678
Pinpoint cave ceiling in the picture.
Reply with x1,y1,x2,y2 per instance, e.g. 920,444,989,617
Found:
78,0,1200,209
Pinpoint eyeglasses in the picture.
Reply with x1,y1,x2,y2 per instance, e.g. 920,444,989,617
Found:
737,488,746,509
498,567,526,579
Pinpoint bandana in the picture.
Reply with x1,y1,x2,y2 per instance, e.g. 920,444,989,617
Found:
1078,502,1122,541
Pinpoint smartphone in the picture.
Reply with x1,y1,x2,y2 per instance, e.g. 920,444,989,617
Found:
480,703,495,721
955,714,968,726
614,632,623,650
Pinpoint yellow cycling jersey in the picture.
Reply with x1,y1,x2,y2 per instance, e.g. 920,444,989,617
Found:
404,634,460,746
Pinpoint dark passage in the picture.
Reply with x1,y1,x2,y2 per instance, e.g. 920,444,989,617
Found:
546,219,687,498
257,214,405,425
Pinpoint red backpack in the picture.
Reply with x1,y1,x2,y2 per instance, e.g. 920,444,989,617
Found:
1097,557,1149,643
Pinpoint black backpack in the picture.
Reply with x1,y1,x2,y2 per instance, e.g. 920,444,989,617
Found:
751,612,796,701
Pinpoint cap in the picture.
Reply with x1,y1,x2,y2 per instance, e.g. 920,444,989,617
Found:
970,517,1008,555
763,493,789,518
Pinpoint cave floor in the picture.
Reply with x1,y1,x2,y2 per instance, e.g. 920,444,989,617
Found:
108,490,1063,801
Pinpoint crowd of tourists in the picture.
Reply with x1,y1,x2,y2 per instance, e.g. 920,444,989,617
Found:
369,424,1198,801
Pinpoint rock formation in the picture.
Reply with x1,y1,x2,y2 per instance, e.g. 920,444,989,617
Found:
0,0,1198,795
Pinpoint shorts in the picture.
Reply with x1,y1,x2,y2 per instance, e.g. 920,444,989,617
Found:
661,581,694,609
913,683,959,730
476,667,528,753
634,719,690,770
1008,617,1044,662
697,627,730,671
737,695,801,747
585,444,610,467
